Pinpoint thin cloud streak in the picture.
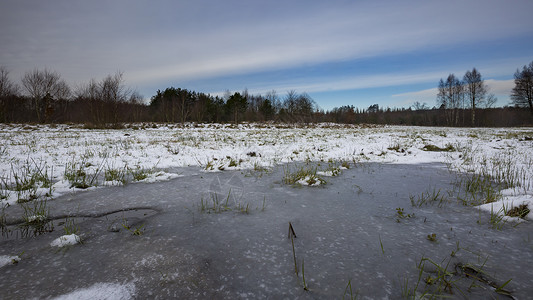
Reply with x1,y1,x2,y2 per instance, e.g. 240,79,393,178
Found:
392,88,439,100
392,79,514,98
214,70,517,100
391,79,515,107
2,0,532,85
258,72,444,95
485,79,515,95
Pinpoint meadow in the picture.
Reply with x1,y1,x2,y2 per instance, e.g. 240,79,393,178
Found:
0,123,532,299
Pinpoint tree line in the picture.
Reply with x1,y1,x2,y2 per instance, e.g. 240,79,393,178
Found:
0,62,532,127
436,65,533,126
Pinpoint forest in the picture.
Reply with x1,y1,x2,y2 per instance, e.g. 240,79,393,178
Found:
0,63,532,127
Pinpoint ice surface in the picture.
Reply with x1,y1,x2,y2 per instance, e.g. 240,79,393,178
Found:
0,163,532,299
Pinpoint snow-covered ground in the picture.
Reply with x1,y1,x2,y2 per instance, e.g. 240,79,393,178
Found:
1,123,533,299
1,123,532,211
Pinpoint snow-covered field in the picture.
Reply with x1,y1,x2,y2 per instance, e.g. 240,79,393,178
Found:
1,123,532,212
1,123,533,298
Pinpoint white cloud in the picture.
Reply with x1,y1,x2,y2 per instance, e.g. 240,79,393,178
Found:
211,70,448,97
485,79,514,95
1,0,531,98
391,88,439,107
392,79,514,98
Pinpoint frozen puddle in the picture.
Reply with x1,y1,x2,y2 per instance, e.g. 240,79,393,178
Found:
0,163,531,299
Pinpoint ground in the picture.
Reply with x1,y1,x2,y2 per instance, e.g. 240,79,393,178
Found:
1,123,532,299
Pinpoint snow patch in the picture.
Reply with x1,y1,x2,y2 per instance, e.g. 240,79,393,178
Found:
317,168,341,177
102,180,124,186
137,171,181,183
0,255,20,268
50,234,81,247
27,215,47,223
297,176,325,186
477,195,533,221
52,282,135,300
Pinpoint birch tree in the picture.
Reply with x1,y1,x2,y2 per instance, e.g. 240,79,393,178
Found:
463,68,487,126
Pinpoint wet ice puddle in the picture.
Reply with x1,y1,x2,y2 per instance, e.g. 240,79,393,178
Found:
0,163,532,299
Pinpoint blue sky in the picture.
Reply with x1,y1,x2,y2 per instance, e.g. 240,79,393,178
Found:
1,0,532,110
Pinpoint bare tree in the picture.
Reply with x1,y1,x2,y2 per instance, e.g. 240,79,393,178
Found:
412,101,429,110
99,71,130,103
511,61,533,115
463,68,487,125
437,74,464,126
74,79,101,123
21,68,70,100
265,89,281,114
484,93,497,108
0,66,19,97
294,92,315,120
21,68,70,122
75,78,99,100
129,91,144,104
55,80,71,100
100,71,135,123
283,90,299,115
73,72,134,124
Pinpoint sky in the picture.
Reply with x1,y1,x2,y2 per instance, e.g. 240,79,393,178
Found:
1,0,533,111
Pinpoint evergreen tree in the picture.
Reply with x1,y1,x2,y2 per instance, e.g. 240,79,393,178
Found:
225,92,248,123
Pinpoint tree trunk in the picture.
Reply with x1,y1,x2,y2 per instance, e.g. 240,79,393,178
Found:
471,101,476,126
